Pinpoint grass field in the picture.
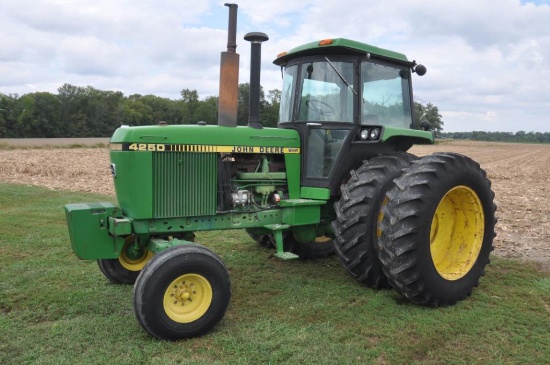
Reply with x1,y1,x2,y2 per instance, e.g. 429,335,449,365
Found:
0,183,549,364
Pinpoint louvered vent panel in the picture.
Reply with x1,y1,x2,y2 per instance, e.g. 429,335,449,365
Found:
153,152,217,218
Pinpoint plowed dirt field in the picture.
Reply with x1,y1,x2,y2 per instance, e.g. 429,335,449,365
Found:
1,139,548,271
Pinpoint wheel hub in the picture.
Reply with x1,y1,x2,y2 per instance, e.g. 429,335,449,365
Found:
118,238,153,271
174,282,195,303
163,274,213,323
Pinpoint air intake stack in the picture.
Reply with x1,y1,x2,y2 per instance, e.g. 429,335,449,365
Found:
244,32,269,129
217,3,239,127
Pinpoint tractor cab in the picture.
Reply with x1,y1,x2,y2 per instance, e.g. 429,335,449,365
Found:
273,39,433,193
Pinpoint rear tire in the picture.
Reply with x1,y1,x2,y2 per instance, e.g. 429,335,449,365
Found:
245,229,279,248
377,153,496,306
332,153,416,288
133,244,231,340
284,235,335,259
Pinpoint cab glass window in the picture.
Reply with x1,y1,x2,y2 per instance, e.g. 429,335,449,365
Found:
361,62,412,128
297,60,354,123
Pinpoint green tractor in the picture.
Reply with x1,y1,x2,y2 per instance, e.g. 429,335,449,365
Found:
65,4,496,340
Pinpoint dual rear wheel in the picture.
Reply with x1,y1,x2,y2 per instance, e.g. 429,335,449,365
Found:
334,152,496,306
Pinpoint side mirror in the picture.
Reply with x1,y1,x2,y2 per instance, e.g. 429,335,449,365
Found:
414,64,427,76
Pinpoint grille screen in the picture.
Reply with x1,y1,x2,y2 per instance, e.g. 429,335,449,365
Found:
153,152,217,218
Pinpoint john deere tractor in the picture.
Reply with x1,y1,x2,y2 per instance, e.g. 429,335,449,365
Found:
65,4,496,340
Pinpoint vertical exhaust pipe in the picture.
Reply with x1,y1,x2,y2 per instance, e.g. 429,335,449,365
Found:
217,3,239,127
244,32,269,129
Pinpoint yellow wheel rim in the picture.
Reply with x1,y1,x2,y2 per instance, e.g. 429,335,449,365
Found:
163,274,213,323
430,186,485,281
118,239,153,271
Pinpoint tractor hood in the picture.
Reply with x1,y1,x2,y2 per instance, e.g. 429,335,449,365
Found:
110,124,301,151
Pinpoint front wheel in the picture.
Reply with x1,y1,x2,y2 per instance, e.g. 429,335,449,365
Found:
133,244,231,340
97,237,153,285
377,153,496,306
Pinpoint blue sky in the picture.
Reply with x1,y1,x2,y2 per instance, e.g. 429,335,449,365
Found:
1,0,549,132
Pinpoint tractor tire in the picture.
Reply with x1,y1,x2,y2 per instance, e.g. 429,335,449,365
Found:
246,229,334,259
284,235,335,259
332,153,416,288
97,237,153,285
133,244,231,340
245,229,277,248
377,152,496,306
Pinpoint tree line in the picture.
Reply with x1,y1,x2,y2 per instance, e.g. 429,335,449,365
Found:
440,131,550,144
0,83,281,138
13,84,543,142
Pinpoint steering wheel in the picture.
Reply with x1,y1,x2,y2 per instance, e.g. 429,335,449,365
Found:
306,99,335,117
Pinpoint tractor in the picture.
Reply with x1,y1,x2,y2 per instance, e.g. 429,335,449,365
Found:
65,4,496,340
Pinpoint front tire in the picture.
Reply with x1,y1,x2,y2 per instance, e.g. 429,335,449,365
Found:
332,153,416,288
377,153,496,306
133,244,231,340
97,237,153,285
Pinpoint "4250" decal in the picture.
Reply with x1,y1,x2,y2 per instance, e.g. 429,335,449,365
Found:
127,143,166,151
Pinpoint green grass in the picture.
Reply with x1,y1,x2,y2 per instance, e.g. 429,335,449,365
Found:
0,183,548,365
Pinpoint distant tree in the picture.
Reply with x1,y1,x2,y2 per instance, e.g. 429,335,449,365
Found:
14,92,62,137
262,89,281,127
413,101,444,134
138,95,182,125
194,96,218,124
115,98,154,126
0,93,19,137
238,83,273,126
237,83,251,126
181,89,200,123
57,84,90,137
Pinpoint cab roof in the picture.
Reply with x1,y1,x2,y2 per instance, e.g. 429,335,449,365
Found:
273,38,411,66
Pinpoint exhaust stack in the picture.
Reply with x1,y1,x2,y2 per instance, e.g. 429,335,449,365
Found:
244,32,269,129
217,3,239,127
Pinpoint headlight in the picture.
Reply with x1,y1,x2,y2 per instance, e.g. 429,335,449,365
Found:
369,127,381,140
359,127,381,141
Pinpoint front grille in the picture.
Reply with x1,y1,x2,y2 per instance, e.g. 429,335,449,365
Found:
153,152,218,218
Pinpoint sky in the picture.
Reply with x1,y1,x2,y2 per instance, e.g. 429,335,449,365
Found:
1,0,549,132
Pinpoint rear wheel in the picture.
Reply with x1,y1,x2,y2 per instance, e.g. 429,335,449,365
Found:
377,153,496,306
245,229,279,248
332,153,416,288
284,235,335,259
246,229,334,259
97,236,153,284
133,244,231,340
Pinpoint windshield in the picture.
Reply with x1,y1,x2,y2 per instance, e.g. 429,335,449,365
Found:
279,60,355,123
361,61,412,128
